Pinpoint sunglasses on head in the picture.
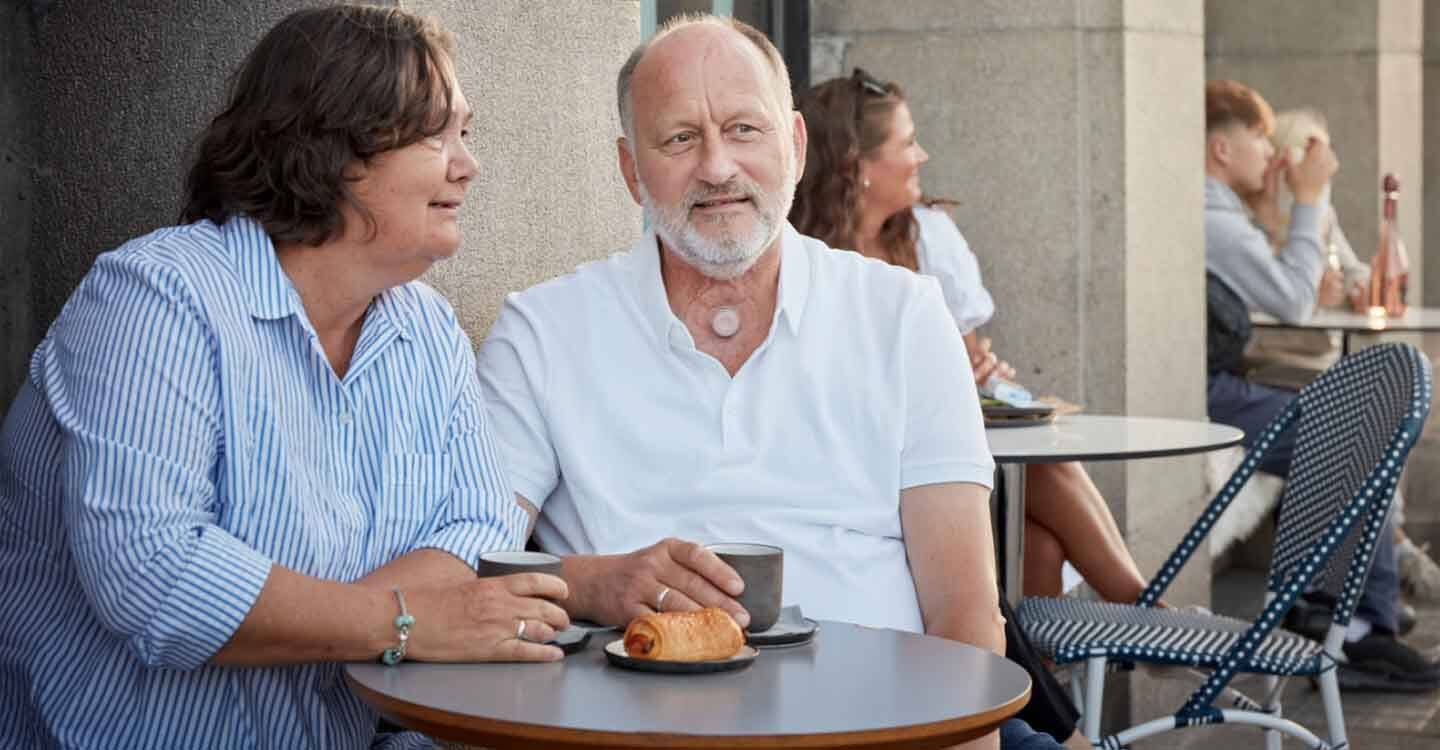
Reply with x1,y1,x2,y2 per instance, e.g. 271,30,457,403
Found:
851,67,888,98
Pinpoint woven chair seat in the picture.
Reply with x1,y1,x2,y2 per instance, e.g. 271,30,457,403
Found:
1019,598,1327,676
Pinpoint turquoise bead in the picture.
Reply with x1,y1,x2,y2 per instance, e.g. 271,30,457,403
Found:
381,647,402,665
395,614,415,629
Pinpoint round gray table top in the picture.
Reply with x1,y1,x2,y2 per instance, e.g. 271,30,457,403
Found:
1250,307,1440,333
345,620,1031,749
986,414,1243,463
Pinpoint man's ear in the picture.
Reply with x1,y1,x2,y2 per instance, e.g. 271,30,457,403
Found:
790,110,808,184
1207,131,1231,169
617,137,643,205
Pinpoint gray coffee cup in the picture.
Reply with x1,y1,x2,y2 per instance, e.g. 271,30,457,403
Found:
476,550,562,578
706,543,783,633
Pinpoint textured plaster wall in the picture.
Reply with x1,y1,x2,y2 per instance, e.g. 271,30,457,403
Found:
1,1,35,408
812,0,1208,726
1206,0,1425,304
409,0,640,344
2,1,638,413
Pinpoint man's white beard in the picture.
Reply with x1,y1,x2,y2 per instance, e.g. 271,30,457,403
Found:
638,174,793,281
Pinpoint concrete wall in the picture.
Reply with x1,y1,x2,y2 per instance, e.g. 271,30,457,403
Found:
1,0,638,413
1427,1,1440,307
411,0,639,343
1206,0,1425,303
1,0,35,408
812,0,1209,725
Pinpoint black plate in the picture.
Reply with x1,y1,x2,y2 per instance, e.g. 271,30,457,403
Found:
982,404,1055,419
603,639,758,674
747,617,819,648
984,412,1057,429
550,626,591,655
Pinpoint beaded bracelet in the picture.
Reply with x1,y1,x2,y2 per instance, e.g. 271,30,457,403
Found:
380,588,415,666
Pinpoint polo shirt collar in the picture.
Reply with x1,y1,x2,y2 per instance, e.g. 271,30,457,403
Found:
628,222,811,345
225,215,414,341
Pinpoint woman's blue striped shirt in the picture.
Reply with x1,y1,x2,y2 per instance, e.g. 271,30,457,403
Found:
0,216,521,748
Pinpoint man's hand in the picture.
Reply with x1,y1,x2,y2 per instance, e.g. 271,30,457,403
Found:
1287,137,1338,205
1317,268,1345,307
562,539,749,628
1246,151,1289,245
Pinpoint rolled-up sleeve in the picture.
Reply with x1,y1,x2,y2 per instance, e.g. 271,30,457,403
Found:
48,254,271,670
899,278,996,490
476,295,562,508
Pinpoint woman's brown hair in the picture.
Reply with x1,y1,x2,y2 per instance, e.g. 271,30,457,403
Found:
181,4,456,246
790,69,950,272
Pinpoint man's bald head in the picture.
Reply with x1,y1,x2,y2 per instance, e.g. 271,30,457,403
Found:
616,15,793,148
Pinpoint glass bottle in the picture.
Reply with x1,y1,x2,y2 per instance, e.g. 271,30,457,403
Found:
1367,173,1409,318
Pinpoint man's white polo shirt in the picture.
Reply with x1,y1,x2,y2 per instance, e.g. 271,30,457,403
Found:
478,224,994,633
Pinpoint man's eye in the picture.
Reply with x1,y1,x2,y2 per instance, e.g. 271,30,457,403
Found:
669,133,693,144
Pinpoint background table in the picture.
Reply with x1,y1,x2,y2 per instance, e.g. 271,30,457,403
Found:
987,415,1244,604
1251,307,1440,355
346,620,1031,749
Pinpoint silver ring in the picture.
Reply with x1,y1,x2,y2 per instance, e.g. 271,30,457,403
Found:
516,619,527,641
656,587,670,611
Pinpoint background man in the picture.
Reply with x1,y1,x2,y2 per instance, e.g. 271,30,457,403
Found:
1204,78,1436,692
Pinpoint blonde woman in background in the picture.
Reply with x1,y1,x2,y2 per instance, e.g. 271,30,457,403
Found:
1244,109,1367,386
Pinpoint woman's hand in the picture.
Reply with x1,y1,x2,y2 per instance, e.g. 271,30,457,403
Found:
969,336,1015,386
406,573,572,663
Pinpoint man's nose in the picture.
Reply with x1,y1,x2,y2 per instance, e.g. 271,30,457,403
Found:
696,136,739,185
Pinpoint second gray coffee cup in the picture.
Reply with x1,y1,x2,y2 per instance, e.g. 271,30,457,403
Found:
706,542,783,633
476,550,563,578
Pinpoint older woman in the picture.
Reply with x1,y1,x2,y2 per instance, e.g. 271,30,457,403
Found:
0,6,567,748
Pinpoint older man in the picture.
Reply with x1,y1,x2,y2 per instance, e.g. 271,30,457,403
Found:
479,16,1058,749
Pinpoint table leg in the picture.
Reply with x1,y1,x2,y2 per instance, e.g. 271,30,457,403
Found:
1000,463,1026,606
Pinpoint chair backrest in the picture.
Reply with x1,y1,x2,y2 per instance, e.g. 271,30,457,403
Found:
1266,342,1432,622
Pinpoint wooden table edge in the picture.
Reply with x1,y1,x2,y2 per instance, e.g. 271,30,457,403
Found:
346,668,1030,749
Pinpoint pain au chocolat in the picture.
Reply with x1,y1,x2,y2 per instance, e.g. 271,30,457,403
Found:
622,608,745,661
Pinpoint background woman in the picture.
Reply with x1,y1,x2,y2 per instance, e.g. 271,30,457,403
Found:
792,70,1150,609
0,7,567,748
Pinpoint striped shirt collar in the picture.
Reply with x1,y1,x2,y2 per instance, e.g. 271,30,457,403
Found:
224,215,415,342
626,221,811,345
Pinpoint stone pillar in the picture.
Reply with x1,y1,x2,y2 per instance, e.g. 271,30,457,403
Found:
1206,0,1425,303
812,0,1209,727
411,0,639,340
1428,2,1440,308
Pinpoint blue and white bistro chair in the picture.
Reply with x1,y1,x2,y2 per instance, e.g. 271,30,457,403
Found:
1018,343,1431,749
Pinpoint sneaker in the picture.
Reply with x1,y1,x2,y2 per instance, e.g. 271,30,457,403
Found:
1398,601,1418,637
1337,632,1440,692
1282,594,1333,642
1398,537,1440,603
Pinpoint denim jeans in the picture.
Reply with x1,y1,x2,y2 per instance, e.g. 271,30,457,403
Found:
999,717,1066,749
